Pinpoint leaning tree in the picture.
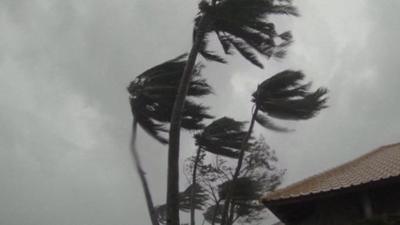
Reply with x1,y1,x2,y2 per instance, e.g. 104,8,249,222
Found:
220,70,328,225
186,136,284,225
190,117,249,225
128,54,213,225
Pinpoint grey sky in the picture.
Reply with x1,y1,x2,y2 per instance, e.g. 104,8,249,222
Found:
0,0,399,225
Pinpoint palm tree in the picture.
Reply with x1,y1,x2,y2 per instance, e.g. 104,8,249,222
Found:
189,117,249,225
128,55,212,225
220,70,328,225
167,1,298,224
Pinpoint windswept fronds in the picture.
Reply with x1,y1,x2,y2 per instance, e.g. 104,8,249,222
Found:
128,55,213,144
194,117,249,158
253,70,328,121
195,0,298,67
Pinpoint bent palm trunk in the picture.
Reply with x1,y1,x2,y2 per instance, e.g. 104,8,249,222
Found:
166,16,208,225
131,118,159,225
220,107,259,225
190,147,202,225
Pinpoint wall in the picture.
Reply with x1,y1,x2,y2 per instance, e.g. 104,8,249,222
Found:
270,181,400,225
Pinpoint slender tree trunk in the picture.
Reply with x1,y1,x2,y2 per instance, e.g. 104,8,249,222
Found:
190,146,202,225
211,200,221,225
166,16,208,225
220,107,259,225
227,201,235,225
131,117,160,225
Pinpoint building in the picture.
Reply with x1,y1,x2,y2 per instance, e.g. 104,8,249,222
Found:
262,143,400,225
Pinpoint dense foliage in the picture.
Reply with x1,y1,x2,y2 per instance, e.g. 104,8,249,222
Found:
128,54,213,144
195,0,298,68
184,136,284,225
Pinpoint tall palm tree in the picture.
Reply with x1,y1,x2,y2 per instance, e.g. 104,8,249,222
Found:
167,1,298,224
128,55,213,225
220,70,328,225
189,117,249,225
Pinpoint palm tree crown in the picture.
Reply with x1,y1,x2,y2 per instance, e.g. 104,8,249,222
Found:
253,70,328,130
128,54,213,144
194,117,250,158
195,0,299,68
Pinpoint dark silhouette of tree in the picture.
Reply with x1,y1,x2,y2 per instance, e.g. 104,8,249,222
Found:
186,136,284,225
128,54,213,144
189,117,249,225
128,55,213,225
155,184,209,225
167,1,298,224
220,70,328,225
196,0,298,67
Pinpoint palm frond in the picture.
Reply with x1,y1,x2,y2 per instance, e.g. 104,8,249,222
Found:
197,29,227,64
128,55,213,144
279,31,293,41
216,31,234,54
194,117,250,158
218,177,263,201
196,0,298,67
257,70,304,92
154,184,209,224
224,36,264,68
182,100,213,130
255,113,292,132
200,50,227,63
220,24,276,58
252,70,328,121
129,98,168,144
178,183,209,211
267,4,299,16
260,88,328,120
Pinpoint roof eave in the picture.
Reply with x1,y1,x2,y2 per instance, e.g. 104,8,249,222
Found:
262,175,400,207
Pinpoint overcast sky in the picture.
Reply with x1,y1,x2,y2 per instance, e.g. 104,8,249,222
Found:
1,0,400,225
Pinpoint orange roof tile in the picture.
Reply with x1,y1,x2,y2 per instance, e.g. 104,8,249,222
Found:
262,142,400,203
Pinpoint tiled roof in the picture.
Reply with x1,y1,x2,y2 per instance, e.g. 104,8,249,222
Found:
262,143,400,204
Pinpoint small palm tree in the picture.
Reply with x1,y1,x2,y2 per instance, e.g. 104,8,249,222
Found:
128,55,212,225
220,70,328,225
167,1,298,224
189,117,249,225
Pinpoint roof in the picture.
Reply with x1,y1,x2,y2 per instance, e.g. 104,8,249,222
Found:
262,142,400,204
